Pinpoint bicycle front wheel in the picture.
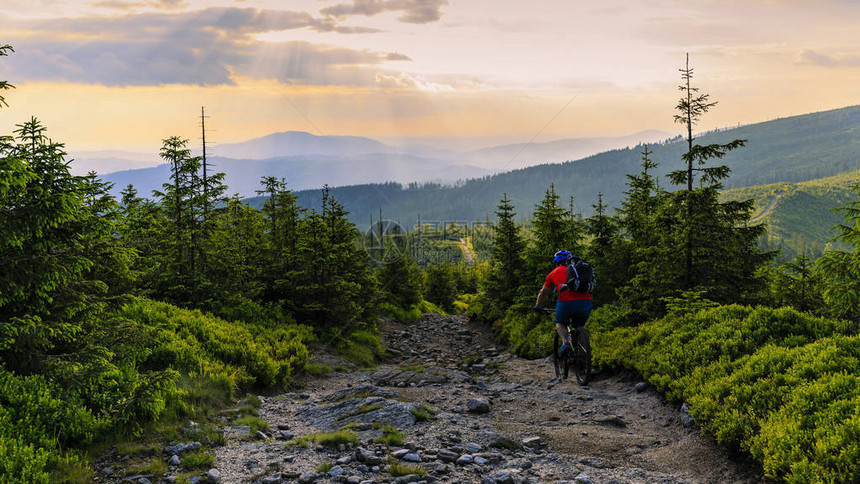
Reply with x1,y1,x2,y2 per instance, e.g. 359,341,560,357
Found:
574,327,592,385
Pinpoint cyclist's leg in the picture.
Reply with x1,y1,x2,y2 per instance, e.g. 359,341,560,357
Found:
567,300,592,330
555,301,574,345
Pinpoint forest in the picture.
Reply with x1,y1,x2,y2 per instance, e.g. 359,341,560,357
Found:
2,44,859,483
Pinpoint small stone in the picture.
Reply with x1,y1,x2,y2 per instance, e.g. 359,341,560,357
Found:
635,381,649,393
283,455,295,463
521,436,544,449
575,472,593,483
474,456,489,465
329,465,345,476
681,403,695,428
164,441,202,455
137,478,152,484
403,453,421,462
206,468,221,484
278,430,295,440
168,455,180,466
465,442,482,453
392,449,409,459
277,424,291,430
456,454,474,465
298,473,317,484
298,392,310,399
260,473,282,484
466,398,491,414
256,430,269,440
489,470,515,484
437,449,458,463
336,455,351,465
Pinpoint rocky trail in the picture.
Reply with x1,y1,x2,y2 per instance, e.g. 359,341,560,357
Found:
105,314,767,484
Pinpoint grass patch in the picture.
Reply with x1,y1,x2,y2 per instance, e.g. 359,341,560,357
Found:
375,424,404,447
115,440,161,457
410,404,435,422
126,458,168,476
388,459,427,477
316,430,359,448
316,461,334,473
460,355,483,366
285,435,313,448
491,436,522,451
357,404,384,414
234,415,268,433
240,394,263,408
400,364,425,373
304,362,333,377
181,450,215,470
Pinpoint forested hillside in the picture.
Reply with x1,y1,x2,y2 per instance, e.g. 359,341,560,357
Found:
271,105,860,228
723,170,860,259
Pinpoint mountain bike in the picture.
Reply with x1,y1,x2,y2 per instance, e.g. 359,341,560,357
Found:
543,308,591,385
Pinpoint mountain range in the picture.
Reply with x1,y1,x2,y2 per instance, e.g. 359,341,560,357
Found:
276,104,860,230
80,130,670,196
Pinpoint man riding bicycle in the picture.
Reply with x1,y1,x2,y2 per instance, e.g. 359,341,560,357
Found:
534,250,593,355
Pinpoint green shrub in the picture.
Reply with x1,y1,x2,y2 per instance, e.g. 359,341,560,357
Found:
591,303,860,483
316,461,334,473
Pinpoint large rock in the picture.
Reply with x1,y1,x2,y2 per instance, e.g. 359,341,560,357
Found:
296,395,418,430
164,442,201,456
206,468,221,484
466,398,491,414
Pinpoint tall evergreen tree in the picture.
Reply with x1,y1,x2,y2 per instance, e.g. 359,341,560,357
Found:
585,193,622,305
484,193,526,308
666,55,771,302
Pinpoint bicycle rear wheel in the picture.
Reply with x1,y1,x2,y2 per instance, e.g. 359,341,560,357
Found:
552,332,562,378
574,327,592,386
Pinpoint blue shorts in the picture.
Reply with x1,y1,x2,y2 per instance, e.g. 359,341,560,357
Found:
555,300,592,328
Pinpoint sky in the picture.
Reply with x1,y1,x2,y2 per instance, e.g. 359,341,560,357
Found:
0,0,859,153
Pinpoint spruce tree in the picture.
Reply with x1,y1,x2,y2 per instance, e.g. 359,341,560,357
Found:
485,193,526,308
667,55,771,302
585,193,622,305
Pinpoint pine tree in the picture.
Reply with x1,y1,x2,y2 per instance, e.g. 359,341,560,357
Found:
666,55,771,302
485,193,526,308
585,193,622,305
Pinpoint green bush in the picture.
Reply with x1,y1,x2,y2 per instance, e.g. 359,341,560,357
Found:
118,298,311,389
592,304,860,483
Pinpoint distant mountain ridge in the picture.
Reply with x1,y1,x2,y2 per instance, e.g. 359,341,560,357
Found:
276,104,860,229
96,129,673,196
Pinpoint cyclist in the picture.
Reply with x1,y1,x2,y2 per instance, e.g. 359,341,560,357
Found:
534,250,592,355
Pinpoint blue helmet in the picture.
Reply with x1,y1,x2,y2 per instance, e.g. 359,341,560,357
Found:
553,250,572,264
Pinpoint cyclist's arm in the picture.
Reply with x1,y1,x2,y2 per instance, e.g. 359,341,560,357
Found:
535,284,553,307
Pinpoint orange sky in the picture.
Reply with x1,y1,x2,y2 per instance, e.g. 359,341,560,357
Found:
1,0,858,153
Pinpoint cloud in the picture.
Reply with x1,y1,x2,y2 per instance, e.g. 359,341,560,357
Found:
94,0,187,10
798,50,860,67
385,52,412,61
0,8,400,86
321,0,449,24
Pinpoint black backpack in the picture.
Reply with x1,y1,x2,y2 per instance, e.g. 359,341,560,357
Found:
561,257,595,294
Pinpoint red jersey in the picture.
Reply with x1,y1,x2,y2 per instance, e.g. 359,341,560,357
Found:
544,265,592,301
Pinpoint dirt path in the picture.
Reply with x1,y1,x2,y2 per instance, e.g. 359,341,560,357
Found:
207,314,765,484
459,238,474,266
750,191,784,223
